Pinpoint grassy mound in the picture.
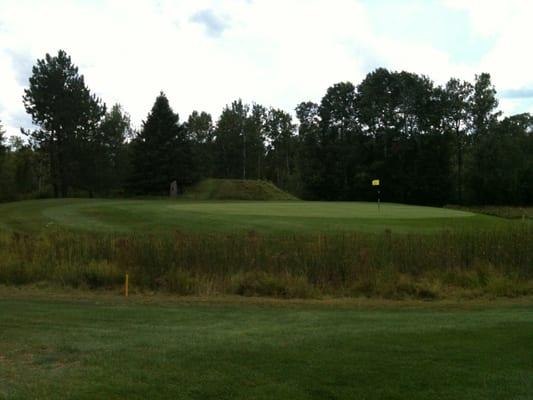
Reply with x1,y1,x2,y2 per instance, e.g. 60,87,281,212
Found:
183,178,298,201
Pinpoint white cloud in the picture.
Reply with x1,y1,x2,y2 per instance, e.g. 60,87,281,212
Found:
190,9,230,38
444,0,533,114
0,0,374,136
1,0,533,138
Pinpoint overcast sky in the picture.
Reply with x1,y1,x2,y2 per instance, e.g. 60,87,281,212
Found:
1,0,533,136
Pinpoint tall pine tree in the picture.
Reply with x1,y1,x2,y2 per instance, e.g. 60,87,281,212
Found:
23,50,105,197
130,92,195,194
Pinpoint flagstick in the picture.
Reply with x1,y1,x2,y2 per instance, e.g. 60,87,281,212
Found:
371,179,381,212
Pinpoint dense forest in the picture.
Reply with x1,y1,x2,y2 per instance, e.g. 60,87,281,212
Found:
0,50,531,205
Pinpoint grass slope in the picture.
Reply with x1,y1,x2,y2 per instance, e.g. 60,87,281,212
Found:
183,178,298,201
0,198,513,234
1,294,532,399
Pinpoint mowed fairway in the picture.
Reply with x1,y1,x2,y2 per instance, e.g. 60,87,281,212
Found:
1,295,532,399
0,198,509,234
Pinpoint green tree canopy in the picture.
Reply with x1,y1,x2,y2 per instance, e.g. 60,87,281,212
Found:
264,108,296,189
130,92,195,194
22,50,105,197
186,111,215,179
213,100,266,180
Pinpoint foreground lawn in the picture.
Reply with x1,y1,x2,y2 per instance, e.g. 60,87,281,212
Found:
0,198,512,234
1,294,532,399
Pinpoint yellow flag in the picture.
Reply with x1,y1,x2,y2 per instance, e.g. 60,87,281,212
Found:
372,179,380,186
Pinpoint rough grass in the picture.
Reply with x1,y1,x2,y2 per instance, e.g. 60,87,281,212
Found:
0,226,531,299
0,198,516,234
183,178,298,201
446,205,533,220
1,294,532,399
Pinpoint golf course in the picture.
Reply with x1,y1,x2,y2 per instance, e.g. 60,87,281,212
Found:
3,4,533,395
0,181,531,400
0,197,511,234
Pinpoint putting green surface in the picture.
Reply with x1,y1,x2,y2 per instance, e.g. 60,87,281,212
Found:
1,294,532,399
170,202,474,218
0,198,509,234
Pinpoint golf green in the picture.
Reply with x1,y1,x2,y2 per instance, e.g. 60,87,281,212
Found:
0,198,507,234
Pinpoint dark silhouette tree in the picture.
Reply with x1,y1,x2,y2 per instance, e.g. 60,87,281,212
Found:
23,50,105,197
0,120,6,155
264,108,297,189
442,78,473,203
186,111,215,179
130,92,195,194
95,104,132,193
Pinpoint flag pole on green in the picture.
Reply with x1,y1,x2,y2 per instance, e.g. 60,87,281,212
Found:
372,179,380,211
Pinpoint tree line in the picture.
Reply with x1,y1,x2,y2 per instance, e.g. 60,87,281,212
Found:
0,50,531,205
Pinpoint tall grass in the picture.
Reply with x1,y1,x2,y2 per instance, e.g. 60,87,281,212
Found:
446,205,533,220
0,225,531,299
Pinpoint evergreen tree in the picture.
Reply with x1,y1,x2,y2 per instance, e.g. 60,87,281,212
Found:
23,50,105,197
130,92,194,194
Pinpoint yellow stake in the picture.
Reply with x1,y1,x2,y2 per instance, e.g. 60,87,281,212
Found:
125,273,129,297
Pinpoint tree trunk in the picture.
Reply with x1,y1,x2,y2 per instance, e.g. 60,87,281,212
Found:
457,139,463,204
456,124,463,204
58,150,68,198
257,153,261,180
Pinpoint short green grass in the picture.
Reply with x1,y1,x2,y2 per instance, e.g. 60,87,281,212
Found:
0,198,514,234
1,293,532,399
